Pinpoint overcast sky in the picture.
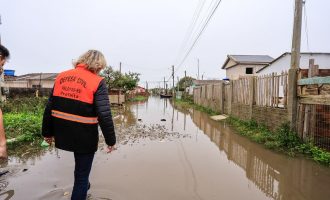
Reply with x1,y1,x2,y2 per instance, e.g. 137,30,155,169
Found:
1,0,329,87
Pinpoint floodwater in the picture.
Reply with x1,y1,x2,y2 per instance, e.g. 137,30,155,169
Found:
1,97,330,200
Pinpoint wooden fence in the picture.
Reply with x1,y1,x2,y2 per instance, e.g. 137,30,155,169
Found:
255,72,288,108
296,60,330,149
193,73,289,130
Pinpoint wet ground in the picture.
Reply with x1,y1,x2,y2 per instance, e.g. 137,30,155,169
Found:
1,96,330,200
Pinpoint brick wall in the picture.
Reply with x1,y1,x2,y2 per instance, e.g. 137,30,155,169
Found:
231,103,250,121
252,106,288,131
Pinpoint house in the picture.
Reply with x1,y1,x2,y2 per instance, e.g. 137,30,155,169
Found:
221,55,274,80
4,73,58,89
257,52,330,75
130,86,146,94
187,80,222,95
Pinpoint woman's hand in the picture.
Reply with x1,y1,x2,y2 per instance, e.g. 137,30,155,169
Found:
44,137,53,145
107,145,116,153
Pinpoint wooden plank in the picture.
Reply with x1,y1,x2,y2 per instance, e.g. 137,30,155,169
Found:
298,76,330,85
297,104,305,138
303,104,310,140
299,95,330,105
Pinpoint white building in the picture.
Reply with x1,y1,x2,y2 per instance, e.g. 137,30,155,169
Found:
221,55,274,80
4,73,58,89
257,52,330,75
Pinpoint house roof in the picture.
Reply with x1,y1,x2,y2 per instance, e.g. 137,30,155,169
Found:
15,73,58,81
221,55,274,69
256,52,330,73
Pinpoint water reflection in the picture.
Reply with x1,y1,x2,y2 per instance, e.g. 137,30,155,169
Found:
0,144,50,199
174,103,330,200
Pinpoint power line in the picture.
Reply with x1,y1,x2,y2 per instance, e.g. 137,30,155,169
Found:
174,0,207,64
303,0,310,51
173,0,223,78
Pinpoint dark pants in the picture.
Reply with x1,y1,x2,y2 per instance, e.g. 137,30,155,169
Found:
71,152,95,200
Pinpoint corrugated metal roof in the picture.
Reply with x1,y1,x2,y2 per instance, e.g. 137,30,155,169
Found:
16,73,58,80
229,55,274,63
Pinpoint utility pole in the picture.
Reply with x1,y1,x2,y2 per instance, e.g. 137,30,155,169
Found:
172,65,175,98
177,76,180,93
164,77,166,94
197,58,200,80
184,70,187,93
288,0,303,131
119,62,122,73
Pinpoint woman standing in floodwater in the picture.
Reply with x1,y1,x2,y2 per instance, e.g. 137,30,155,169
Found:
42,50,116,200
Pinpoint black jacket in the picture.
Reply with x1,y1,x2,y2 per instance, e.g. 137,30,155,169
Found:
42,79,116,153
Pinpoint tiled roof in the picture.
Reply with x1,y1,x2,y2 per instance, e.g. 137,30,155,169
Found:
229,55,274,63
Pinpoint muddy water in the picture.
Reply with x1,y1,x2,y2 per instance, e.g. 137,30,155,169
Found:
1,97,330,200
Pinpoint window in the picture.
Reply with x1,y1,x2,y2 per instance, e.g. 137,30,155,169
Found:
246,67,253,74
32,84,41,89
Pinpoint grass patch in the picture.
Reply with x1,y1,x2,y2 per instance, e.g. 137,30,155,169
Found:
175,97,220,116
4,112,43,145
128,95,148,102
226,117,330,166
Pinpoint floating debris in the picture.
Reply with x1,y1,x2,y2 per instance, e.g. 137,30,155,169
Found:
0,170,9,177
113,123,190,146
160,119,166,121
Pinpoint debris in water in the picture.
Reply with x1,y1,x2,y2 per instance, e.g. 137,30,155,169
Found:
22,169,28,172
41,140,50,147
138,119,142,121
64,192,70,196
161,119,166,121
114,123,190,146
0,170,9,177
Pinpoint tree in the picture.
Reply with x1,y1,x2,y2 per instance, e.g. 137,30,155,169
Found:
176,76,195,91
100,66,140,92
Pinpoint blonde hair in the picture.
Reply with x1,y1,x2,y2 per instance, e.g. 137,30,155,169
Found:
74,50,107,74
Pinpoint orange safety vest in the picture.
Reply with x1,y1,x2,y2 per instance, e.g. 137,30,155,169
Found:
52,64,103,124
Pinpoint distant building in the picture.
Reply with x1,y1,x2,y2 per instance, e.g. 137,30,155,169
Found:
130,86,146,94
221,55,274,80
187,80,222,95
4,73,58,89
257,52,330,75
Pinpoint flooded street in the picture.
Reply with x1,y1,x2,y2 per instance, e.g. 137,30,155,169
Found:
1,96,330,200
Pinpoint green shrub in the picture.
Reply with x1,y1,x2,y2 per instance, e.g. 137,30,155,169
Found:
128,95,148,102
1,98,46,146
0,97,47,114
4,113,43,144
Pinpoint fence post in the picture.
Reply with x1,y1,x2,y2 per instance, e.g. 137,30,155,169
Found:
249,77,254,120
220,82,225,114
228,81,233,115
